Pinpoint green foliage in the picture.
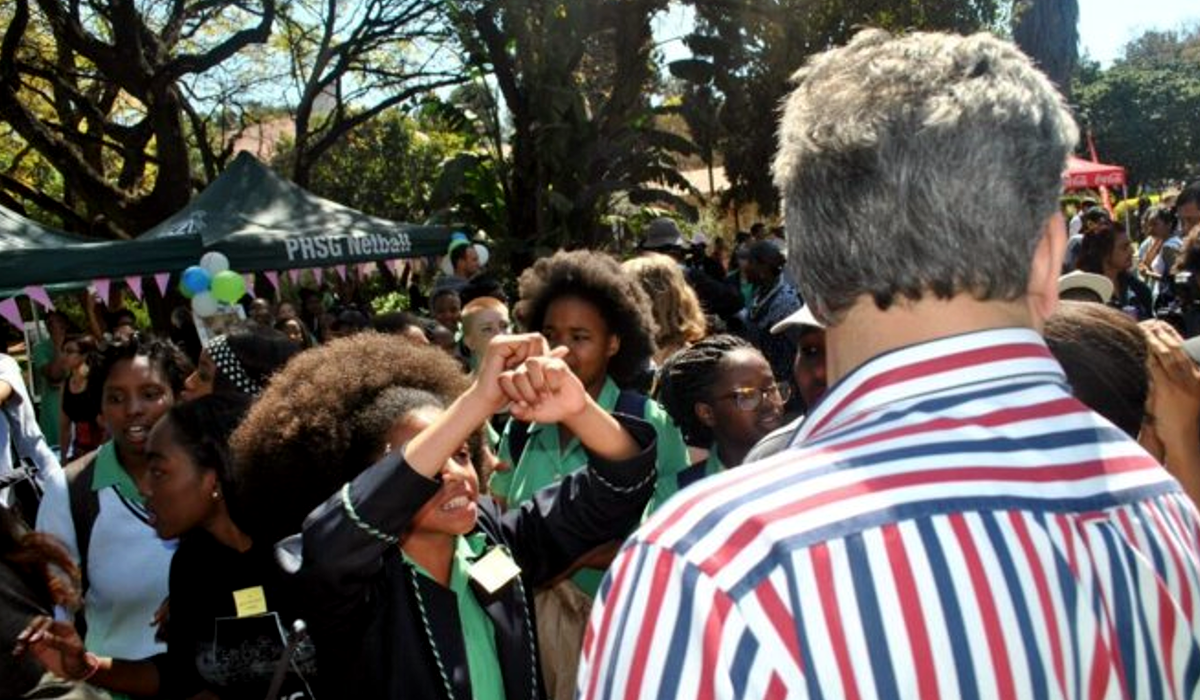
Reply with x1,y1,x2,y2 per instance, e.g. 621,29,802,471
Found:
273,110,467,223
674,0,1003,216
1074,26,1200,186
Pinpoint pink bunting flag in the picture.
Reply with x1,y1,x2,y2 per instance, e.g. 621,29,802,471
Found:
313,268,324,285
93,278,111,303
244,273,256,298
125,276,144,301
0,298,24,330
24,285,55,311
154,273,170,296
386,259,402,275
288,268,302,286
264,271,280,291
358,262,374,278
334,264,347,281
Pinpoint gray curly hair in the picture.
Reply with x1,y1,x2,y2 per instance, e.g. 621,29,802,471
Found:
772,29,1078,323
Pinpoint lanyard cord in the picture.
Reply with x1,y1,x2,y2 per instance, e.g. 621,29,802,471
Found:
404,547,540,700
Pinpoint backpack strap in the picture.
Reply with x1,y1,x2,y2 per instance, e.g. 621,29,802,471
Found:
63,451,100,596
613,390,649,420
505,419,533,470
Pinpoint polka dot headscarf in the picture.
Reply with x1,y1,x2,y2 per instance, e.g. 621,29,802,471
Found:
207,334,264,397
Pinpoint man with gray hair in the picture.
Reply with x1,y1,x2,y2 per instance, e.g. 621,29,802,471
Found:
577,29,1200,699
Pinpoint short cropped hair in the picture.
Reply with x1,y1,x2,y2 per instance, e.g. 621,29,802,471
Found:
772,29,1078,322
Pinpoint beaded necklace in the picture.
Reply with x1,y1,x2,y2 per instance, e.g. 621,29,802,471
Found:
405,543,539,700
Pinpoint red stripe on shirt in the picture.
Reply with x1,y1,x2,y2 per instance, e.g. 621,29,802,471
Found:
583,547,639,700
811,542,862,700
700,455,1157,576
696,591,733,700
808,343,1049,436
882,522,939,699
754,581,804,672
949,513,1016,698
1009,511,1069,698
622,548,675,700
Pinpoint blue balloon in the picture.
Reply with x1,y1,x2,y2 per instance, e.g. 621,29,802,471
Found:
182,265,212,294
451,231,469,241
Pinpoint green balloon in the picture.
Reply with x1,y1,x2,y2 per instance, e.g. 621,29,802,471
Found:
210,270,246,304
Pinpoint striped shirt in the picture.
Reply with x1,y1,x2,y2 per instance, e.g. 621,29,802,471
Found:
577,328,1200,700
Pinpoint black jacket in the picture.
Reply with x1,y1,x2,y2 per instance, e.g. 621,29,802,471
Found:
282,414,657,699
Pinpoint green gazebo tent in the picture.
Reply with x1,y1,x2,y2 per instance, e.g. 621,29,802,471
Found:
137,151,452,271
0,151,452,292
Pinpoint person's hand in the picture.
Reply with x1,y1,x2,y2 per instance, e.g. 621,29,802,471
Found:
500,353,585,425
473,334,556,411
13,616,92,681
1142,321,1200,389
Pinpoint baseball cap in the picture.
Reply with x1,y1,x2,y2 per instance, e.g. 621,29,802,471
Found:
771,303,823,334
1057,270,1114,303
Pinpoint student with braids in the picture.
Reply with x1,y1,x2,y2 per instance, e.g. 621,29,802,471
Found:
657,335,787,495
231,333,657,699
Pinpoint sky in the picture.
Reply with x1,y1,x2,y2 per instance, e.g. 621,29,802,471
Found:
1079,0,1200,65
655,1,1200,67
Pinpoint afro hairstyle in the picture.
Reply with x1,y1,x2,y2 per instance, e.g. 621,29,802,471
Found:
517,250,657,389
229,332,469,543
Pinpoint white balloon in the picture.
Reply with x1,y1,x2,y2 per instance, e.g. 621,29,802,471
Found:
199,251,230,275
191,291,220,317
473,243,489,269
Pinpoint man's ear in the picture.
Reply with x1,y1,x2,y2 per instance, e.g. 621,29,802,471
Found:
1027,212,1066,327
695,402,716,429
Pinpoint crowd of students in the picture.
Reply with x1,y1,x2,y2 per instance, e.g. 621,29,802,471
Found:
3,26,1200,700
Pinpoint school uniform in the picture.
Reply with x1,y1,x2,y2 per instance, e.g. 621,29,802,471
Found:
280,414,657,699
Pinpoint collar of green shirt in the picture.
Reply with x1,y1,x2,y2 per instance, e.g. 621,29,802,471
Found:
91,441,146,505
526,375,620,440
404,533,506,700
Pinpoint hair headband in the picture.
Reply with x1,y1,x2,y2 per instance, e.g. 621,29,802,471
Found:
207,335,264,396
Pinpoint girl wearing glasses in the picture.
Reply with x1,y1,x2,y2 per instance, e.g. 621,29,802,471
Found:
658,334,788,491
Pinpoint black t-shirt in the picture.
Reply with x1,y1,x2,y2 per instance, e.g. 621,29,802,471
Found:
163,531,316,700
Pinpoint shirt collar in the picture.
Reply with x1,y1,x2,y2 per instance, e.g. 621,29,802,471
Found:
91,441,146,504
794,327,1066,444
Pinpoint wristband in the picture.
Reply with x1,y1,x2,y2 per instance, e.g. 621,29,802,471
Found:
78,651,101,681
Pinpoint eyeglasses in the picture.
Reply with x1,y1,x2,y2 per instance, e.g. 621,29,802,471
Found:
714,382,791,411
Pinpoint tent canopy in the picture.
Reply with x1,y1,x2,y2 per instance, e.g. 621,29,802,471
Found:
1064,156,1126,190
139,152,452,271
0,152,452,291
0,205,196,293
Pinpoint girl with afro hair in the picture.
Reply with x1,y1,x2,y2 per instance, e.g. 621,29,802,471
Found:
230,332,657,699
486,250,689,699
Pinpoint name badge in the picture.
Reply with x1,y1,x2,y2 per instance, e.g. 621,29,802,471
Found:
468,547,522,594
232,586,268,617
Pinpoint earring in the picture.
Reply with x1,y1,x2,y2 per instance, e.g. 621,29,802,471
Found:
211,490,221,501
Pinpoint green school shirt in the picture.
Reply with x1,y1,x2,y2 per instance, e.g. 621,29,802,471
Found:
652,446,726,510
31,338,60,446
488,376,688,595
92,442,145,504
404,534,505,700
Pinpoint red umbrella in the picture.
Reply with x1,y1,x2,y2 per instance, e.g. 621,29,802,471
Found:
1063,156,1126,190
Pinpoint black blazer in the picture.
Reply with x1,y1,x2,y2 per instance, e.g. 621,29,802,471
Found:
281,415,657,699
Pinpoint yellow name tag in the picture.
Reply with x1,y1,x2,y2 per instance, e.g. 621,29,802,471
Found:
467,547,522,594
232,586,268,618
